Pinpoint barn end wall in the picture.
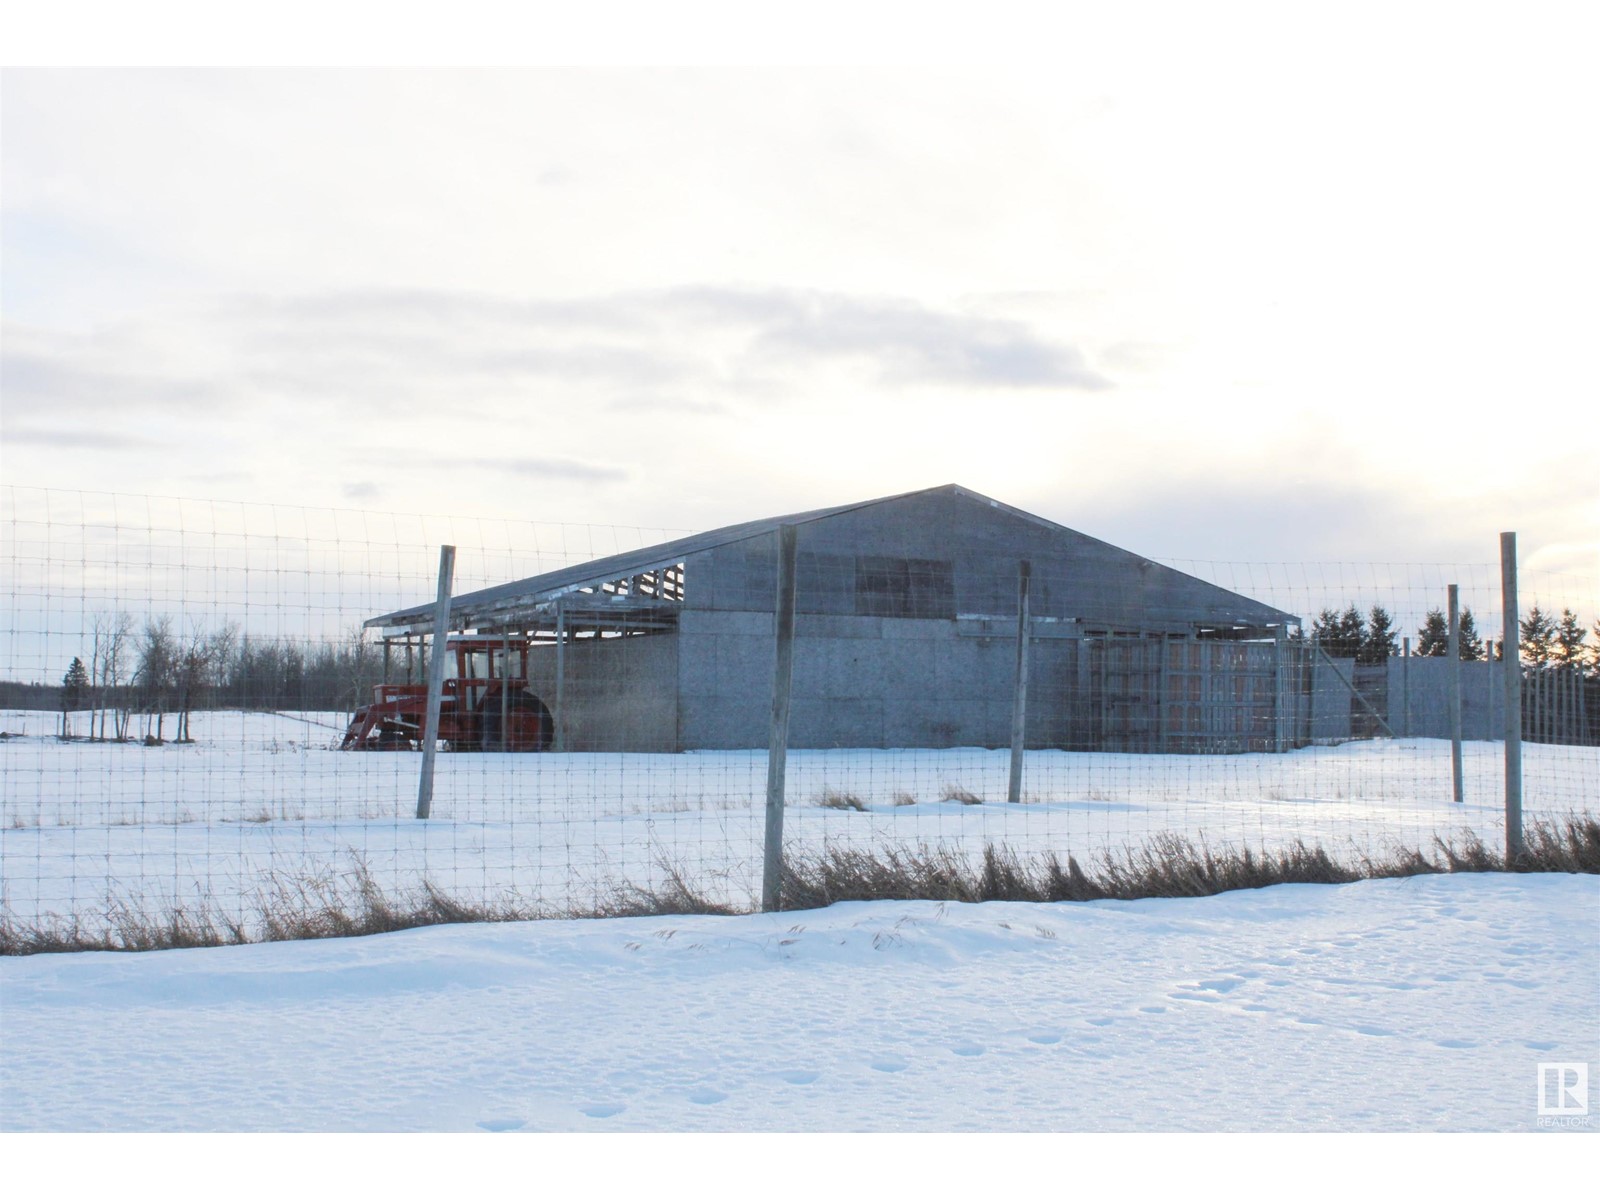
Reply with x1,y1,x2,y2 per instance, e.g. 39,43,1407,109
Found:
684,490,1292,633
525,632,678,752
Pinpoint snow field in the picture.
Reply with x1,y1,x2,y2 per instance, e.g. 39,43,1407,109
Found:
1,872,1594,1132
1,708,1596,930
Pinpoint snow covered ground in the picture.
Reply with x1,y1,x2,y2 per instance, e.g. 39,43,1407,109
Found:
1,872,1595,1132
2,710,1595,1138
2,709,1596,931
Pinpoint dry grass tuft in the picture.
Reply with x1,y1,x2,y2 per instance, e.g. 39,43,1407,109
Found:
818,788,868,812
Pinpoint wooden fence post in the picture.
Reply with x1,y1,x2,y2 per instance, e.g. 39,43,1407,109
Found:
762,524,799,912
416,545,455,820
1007,561,1032,804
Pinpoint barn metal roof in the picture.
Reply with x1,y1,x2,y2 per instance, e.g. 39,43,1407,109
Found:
365,484,943,632
365,484,1296,634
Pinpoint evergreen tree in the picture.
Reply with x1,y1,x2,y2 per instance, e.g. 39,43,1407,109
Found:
1335,605,1366,660
1457,607,1484,661
1519,605,1556,664
61,657,89,709
1311,608,1340,646
1312,606,1366,659
1360,606,1398,664
60,656,89,737
1416,608,1449,657
1553,608,1586,668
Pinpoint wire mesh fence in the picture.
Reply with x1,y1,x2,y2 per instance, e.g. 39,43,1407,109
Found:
2,484,1596,941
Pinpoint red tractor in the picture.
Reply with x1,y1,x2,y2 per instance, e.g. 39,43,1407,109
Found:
340,636,554,752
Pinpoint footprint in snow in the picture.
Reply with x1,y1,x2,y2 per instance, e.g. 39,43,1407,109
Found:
1026,1032,1062,1045
688,1087,728,1105
476,1118,526,1132
1435,1039,1477,1049
951,1043,986,1057
1351,1025,1394,1038
580,1102,627,1119
776,1069,819,1085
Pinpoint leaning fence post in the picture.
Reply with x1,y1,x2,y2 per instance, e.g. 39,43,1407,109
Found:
416,544,456,820
1007,560,1032,804
1448,584,1464,803
1500,533,1522,858
762,524,799,912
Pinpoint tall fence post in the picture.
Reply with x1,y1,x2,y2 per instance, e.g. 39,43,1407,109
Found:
1272,624,1289,754
1500,533,1523,857
416,544,456,821
1448,584,1463,803
1401,636,1411,737
762,524,799,912
1007,560,1032,804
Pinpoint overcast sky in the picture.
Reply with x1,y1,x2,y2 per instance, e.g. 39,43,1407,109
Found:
3,18,1596,583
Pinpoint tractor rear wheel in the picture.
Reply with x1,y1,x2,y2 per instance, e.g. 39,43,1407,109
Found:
481,692,554,752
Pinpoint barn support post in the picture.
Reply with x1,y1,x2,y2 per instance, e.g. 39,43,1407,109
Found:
498,628,510,752
762,524,799,912
1007,561,1032,803
1501,533,1523,857
416,544,456,821
1448,584,1463,803
554,601,567,751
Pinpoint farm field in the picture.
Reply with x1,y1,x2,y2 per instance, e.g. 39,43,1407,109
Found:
1,708,1595,933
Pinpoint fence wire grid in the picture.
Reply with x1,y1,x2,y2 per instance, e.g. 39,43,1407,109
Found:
2,485,1596,940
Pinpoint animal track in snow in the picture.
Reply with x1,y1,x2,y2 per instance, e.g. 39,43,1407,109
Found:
580,1102,627,1118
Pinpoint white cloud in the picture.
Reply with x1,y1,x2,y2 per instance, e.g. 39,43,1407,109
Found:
0,61,1593,580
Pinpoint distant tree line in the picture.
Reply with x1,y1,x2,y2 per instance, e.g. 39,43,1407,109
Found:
1310,603,1597,674
20,615,387,742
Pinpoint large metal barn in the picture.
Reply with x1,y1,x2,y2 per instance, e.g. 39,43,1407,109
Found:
366,484,1306,753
